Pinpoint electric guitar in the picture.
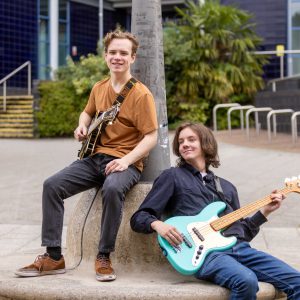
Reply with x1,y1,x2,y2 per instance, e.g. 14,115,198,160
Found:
78,104,120,159
158,177,300,275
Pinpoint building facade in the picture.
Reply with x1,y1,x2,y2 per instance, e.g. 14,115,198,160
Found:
1,0,300,88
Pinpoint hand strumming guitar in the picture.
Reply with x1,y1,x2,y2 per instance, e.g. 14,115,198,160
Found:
151,220,183,247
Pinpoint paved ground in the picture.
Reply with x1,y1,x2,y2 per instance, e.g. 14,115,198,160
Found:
0,129,300,299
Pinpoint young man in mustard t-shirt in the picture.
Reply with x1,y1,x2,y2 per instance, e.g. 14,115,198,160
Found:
15,30,158,282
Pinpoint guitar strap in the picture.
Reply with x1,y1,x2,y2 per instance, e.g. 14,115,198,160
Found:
101,77,137,131
214,176,230,203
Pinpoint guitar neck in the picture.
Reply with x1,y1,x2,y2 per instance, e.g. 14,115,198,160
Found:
211,187,291,231
88,117,104,135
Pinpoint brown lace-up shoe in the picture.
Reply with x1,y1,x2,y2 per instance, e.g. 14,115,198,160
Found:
15,253,66,277
95,255,116,282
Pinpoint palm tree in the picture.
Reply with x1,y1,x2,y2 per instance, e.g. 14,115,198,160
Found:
164,0,267,126
131,0,170,180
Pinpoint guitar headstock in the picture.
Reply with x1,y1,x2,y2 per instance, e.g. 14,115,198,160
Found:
285,176,300,193
102,105,120,123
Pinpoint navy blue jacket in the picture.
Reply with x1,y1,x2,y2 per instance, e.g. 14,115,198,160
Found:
130,163,267,242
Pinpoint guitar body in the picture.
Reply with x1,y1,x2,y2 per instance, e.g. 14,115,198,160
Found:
158,201,237,275
77,106,119,160
78,123,103,159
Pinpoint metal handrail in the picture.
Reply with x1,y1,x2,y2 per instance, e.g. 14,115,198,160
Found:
291,112,300,144
267,109,294,141
245,107,272,140
0,61,31,112
268,73,300,92
227,105,254,134
212,103,240,131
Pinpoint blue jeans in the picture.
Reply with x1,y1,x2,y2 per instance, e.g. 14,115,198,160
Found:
41,153,141,253
195,242,300,300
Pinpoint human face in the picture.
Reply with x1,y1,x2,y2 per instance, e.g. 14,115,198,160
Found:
105,38,136,75
178,127,205,166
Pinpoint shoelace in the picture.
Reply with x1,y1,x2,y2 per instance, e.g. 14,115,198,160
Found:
34,253,49,271
96,255,110,269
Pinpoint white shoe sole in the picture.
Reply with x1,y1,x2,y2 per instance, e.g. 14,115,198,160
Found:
15,268,66,277
95,273,117,282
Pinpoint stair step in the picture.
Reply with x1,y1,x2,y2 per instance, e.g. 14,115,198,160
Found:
1,100,34,105
0,132,34,138
0,119,33,123
0,123,33,128
4,104,33,109
3,109,34,114
0,114,33,119
0,127,33,133
0,95,33,100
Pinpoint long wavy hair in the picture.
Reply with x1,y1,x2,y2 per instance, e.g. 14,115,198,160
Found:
173,122,220,169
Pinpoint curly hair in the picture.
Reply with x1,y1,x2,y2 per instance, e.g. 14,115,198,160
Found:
172,122,220,169
103,29,139,56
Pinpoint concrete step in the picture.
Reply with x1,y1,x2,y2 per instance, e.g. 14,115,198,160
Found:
0,128,33,133
0,123,33,128
0,95,33,100
0,132,34,138
0,113,33,119
0,119,33,124
1,100,34,105
5,104,33,109
2,109,34,114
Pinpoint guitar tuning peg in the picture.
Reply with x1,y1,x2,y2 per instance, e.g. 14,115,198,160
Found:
298,175,300,180
108,121,113,125
292,176,298,181
284,178,290,183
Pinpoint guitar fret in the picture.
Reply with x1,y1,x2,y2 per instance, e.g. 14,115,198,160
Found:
211,187,290,231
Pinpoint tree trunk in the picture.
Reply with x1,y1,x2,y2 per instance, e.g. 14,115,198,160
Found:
131,0,171,181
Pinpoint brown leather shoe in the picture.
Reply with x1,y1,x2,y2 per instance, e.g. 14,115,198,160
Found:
95,255,116,282
15,253,66,277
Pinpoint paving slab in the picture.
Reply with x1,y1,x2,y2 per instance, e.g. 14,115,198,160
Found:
0,130,299,299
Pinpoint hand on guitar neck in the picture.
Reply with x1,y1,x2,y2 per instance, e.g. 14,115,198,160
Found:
260,189,286,218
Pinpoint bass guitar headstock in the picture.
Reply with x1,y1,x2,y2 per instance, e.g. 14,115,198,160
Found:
285,176,300,193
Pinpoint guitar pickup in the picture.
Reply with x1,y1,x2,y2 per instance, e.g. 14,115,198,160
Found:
172,245,182,253
181,233,193,248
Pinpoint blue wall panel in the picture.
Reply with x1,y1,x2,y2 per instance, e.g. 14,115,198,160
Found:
0,0,38,87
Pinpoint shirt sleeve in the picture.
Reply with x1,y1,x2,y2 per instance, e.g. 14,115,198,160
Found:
84,85,97,117
133,93,158,135
130,168,175,234
224,181,268,241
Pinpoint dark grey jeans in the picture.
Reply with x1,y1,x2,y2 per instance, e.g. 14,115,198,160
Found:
41,153,141,253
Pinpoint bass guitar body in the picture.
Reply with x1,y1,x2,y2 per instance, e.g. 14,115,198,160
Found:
158,177,300,275
158,201,237,275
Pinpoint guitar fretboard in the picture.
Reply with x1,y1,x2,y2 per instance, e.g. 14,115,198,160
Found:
210,187,291,231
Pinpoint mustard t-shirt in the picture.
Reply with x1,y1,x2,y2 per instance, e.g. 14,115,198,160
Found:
84,78,158,172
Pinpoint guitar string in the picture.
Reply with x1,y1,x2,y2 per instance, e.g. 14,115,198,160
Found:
181,187,293,244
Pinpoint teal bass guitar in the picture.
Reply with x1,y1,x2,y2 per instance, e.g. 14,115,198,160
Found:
158,177,300,275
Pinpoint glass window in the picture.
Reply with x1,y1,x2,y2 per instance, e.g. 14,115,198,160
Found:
59,0,67,20
292,3,300,27
292,56,300,74
40,0,49,17
292,30,300,49
59,23,66,43
38,0,50,79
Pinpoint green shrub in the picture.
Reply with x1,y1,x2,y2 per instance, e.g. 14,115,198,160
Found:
164,0,267,128
36,53,108,137
36,81,86,137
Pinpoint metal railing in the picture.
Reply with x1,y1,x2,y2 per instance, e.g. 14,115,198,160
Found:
267,109,294,141
267,73,300,92
291,112,300,144
227,105,254,134
0,61,31,112
254,49,300,79
245,107,272,140
213,103,240,132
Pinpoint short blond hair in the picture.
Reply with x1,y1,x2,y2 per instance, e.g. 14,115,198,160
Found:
103,29,139,56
